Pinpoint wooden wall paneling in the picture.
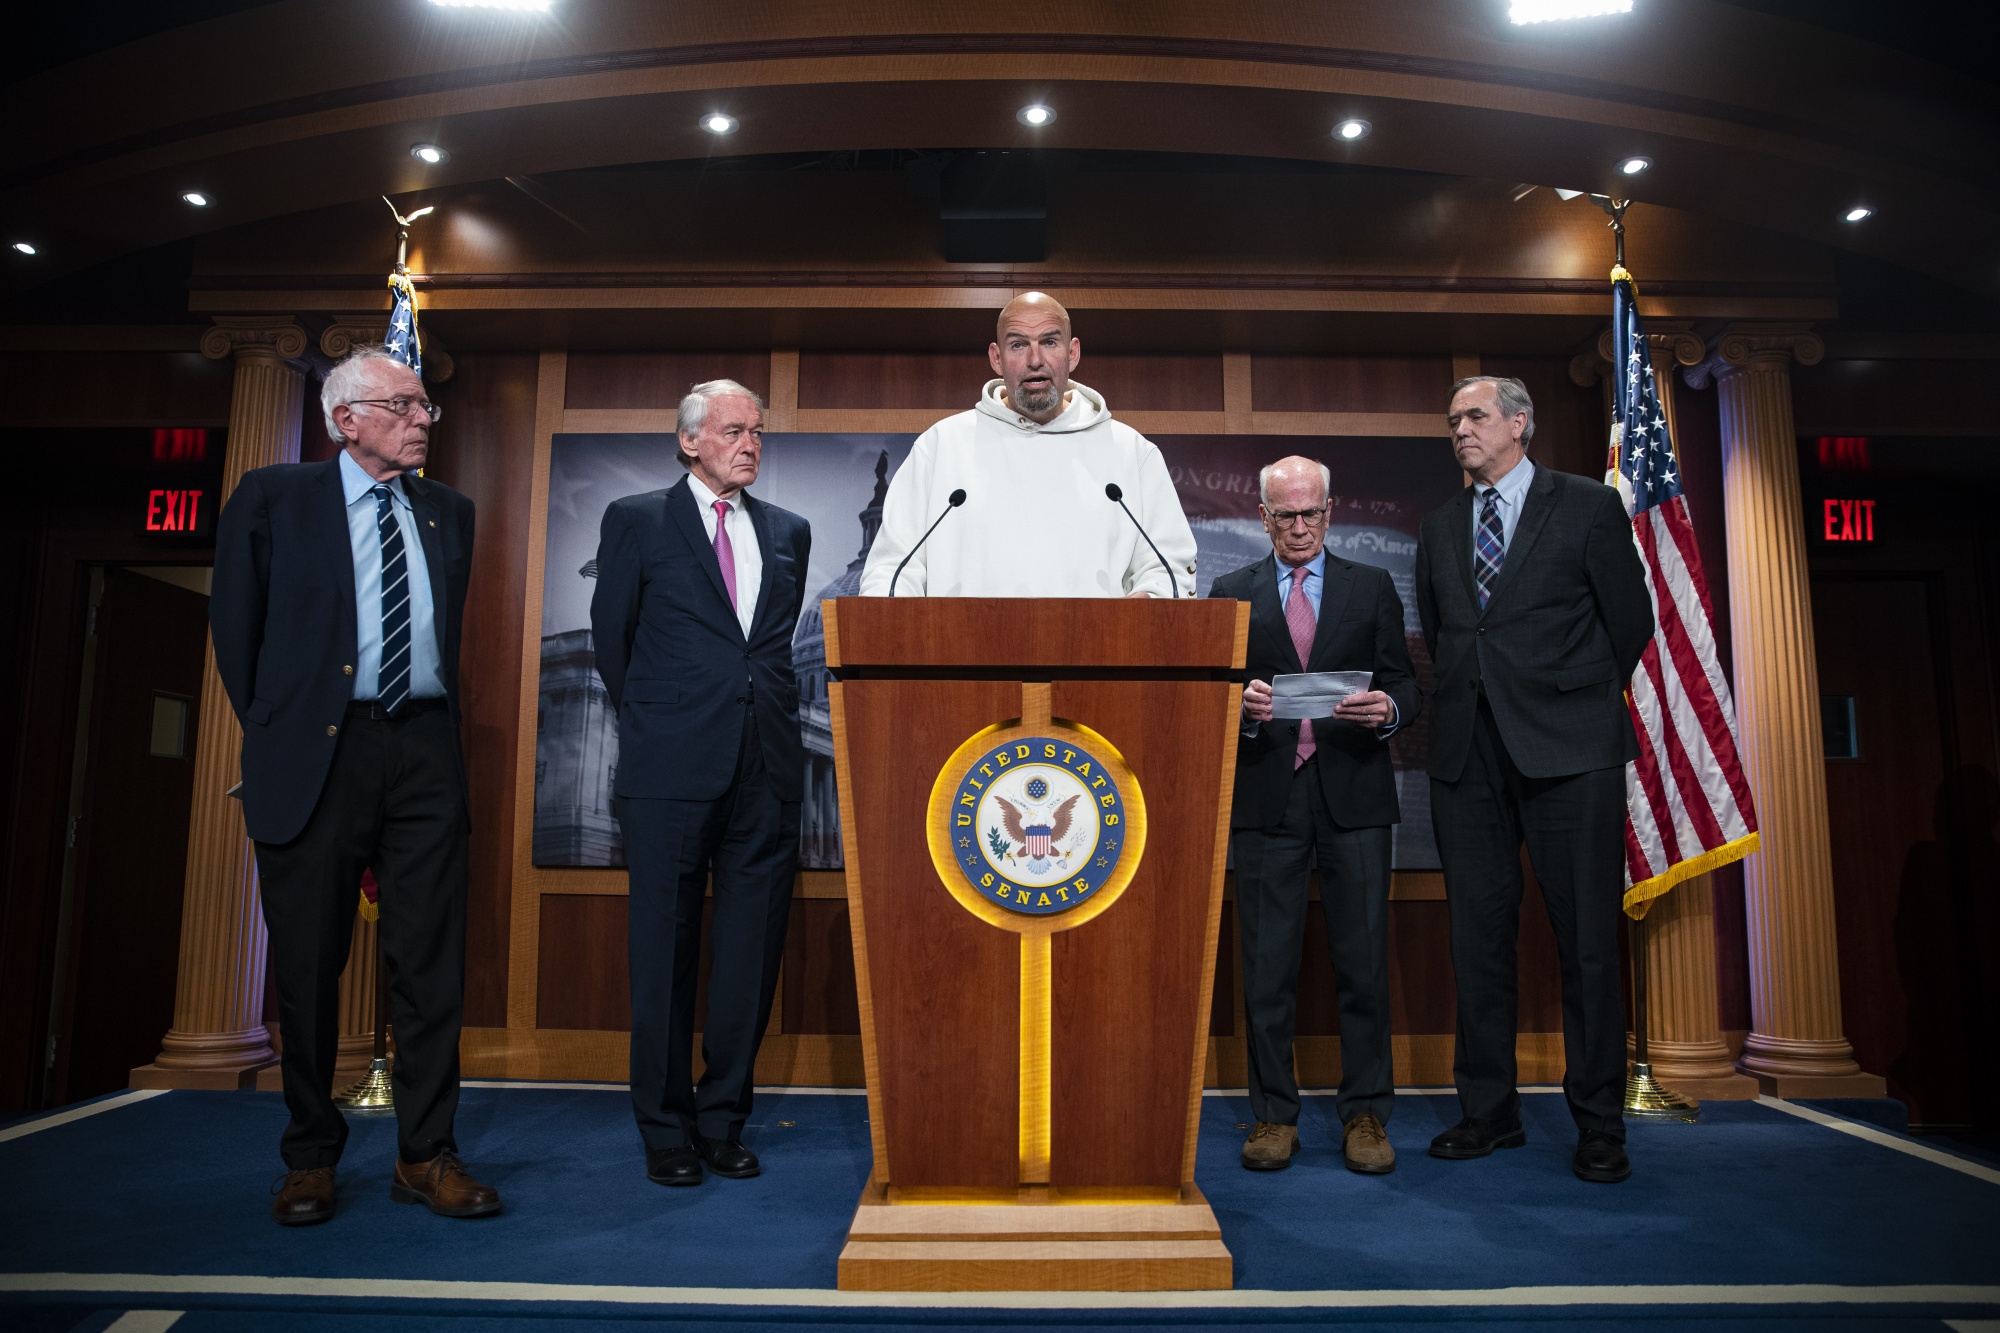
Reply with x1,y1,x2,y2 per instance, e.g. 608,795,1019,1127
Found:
1252,356,1455,415
0,353,231,429
1481,354,1605,480
1045,679,1233,1190
783,899,862,1035
506,350,567,1029
1077,355,1225,412
768,349,799,431
564,352,771,409
798,352,992,409
837,676,1023,1191
429,352,539,1026
536,894,633,1031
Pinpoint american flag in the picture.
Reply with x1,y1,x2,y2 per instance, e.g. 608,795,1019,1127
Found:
1605,268,1760,916
385,270,423,376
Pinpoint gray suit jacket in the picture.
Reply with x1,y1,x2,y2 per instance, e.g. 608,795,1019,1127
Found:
1413,464,1652,782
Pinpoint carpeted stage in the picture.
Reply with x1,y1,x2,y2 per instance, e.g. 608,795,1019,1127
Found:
2,1083,1996,1331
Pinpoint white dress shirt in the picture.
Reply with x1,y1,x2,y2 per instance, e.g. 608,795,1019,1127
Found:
338,449,444,701
686,469,763,637
1469,456,1537,559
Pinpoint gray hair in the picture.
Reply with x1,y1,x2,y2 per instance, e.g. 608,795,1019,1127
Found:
322,346,417,443
1449,375,1535,445
675,378,766,467
1257,458,1332,507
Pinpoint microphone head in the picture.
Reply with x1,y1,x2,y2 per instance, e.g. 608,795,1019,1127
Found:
1104,482,1123,502
948,488,967,506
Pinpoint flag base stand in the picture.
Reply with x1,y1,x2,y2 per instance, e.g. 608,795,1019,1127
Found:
1625,1060,1700,1121
334,1056,395,1115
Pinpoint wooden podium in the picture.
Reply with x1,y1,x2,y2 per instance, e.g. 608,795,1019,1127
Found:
825,597,1247,1292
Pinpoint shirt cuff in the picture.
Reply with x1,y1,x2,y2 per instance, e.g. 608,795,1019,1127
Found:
1376,698,1400,739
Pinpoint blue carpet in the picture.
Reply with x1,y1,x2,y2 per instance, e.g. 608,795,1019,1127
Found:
2,1084,1996,1329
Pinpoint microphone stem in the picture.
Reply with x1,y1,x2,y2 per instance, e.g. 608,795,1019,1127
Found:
890,502,959,596
1116,498,1180,599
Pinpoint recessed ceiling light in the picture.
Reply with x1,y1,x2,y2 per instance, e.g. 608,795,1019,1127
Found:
428,0,552,9
1016,104,1056,127
181,192,210,207
11,241,36,255
1617,155,1653,175
1844,206,1874,223
1335,119,1372,141
411,144,450,165
702,113,739,135
1510,0,1633,22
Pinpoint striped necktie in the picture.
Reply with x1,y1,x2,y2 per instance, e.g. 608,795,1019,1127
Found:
1474,488,1505,610
372,484,412,716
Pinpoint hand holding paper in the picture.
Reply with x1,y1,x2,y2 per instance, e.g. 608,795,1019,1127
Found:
1268,671,1373,719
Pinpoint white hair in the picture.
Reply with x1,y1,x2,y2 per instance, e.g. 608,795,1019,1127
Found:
675,378,765,467
1258,458,1332,507
322,347,417,443
1449,375,1536,445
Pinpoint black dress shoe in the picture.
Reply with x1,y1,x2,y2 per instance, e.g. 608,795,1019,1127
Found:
1573,1130,1632,1183
270,1166,336,1226
646,1145,703,1187
693,1134,761,1179
1428,1118,1527,1159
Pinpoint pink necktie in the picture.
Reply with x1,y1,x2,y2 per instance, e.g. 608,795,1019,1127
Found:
711,499,738,611
1286,566,1316,769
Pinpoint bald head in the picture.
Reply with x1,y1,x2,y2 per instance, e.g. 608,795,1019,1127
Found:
1258,455,1333,567
989,291,1080,424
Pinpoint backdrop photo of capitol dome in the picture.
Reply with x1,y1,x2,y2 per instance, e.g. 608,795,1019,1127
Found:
533,430,1458,870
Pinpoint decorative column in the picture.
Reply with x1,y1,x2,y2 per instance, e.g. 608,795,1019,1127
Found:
132,319,308,1090
1577,324,1757,1098
1688,324,1885,1098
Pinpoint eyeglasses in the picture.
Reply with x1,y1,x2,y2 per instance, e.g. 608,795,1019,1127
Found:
348,396,442,423
1265,505,1328,529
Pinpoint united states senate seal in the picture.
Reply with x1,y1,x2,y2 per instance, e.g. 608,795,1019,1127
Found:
927,723,1147,928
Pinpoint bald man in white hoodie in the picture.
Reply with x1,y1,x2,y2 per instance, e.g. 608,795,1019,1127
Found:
859,293,1198,599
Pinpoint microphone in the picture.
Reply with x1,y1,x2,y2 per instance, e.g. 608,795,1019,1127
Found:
889,488,967,596
1105,483,1181,599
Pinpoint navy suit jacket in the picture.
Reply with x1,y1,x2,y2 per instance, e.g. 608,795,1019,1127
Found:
1211,553,1420,832
589,476,811,802
210,457,475,844
1414,464,1652,782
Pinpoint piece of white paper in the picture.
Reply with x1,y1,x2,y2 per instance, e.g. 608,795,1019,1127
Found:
1269,671,1373,719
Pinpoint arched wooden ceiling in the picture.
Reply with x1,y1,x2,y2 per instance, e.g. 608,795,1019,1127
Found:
3,0,1993,300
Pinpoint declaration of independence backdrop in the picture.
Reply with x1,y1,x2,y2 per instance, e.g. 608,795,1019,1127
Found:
533,432,1459,872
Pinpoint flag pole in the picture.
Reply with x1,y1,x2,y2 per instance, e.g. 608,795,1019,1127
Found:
335,921,396,1114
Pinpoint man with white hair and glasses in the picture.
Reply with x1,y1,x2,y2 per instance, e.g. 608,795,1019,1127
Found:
211,345,497,1225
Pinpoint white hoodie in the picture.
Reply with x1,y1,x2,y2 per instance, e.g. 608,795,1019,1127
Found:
858,379,1199,598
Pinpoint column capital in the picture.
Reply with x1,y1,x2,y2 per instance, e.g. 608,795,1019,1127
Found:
1569,321,1705,386
319,322,454,381
200,316,309,363
1685,322,1824,389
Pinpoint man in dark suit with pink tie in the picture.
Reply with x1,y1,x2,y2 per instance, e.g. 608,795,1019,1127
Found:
590,379,812,1189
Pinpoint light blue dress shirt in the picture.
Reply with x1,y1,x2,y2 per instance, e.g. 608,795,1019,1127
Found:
339,449,445,702
1470,456,1537,558
1259,546,1397,735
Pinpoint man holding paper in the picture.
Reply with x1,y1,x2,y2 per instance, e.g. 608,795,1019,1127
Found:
1209,456,1419,1175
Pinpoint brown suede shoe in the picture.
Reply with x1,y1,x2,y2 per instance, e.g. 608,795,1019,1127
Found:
1240,1121,1300,1171
390,1151,503,1218
1343,1113,1396,1175
271,1166,336,1226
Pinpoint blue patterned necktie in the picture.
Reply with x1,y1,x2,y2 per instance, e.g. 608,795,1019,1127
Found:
1474,487,1505,610
372,484,412,716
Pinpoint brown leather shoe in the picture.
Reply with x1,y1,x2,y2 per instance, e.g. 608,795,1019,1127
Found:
390,1151,503,1218
271,1166,336,1226
1342,1113,1396,1175
1240,1121,1300,1171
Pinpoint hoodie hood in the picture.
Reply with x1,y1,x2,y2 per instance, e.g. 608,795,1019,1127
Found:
976,378,1108,435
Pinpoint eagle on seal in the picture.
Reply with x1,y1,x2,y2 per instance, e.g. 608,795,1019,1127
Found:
995,793,1081,862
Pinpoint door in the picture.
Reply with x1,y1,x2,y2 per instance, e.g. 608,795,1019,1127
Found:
48,566,209,1104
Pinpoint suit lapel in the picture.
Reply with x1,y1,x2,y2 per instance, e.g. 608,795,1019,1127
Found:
666,477,740,633
1478,464,1558,618
404,474,448,645
318,458,359,638
1308,557,1357,668
743,491,778,634
1247,555,1302,673
1445,486,1480,619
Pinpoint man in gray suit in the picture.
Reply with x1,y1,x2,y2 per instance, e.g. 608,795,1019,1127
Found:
1413,376,1652,1184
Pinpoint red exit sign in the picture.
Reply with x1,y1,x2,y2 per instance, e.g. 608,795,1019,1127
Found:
1822,498,1876,543
143,487,211,537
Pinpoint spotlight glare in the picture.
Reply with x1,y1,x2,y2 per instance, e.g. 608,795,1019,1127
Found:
181,191,210,207
1509,0,1633,22
1335,118,1372,141
1617,155,1653,175
1844,206,1873,223
410,143,450,165
428,0,552,9
702,113,739,135
11,241,36,255
1015,104,1056,127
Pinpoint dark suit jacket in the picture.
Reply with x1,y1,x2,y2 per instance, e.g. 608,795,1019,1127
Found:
1414,464,1652,782
1211,552,1420,831
210,458,475,845
590,476,811,802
